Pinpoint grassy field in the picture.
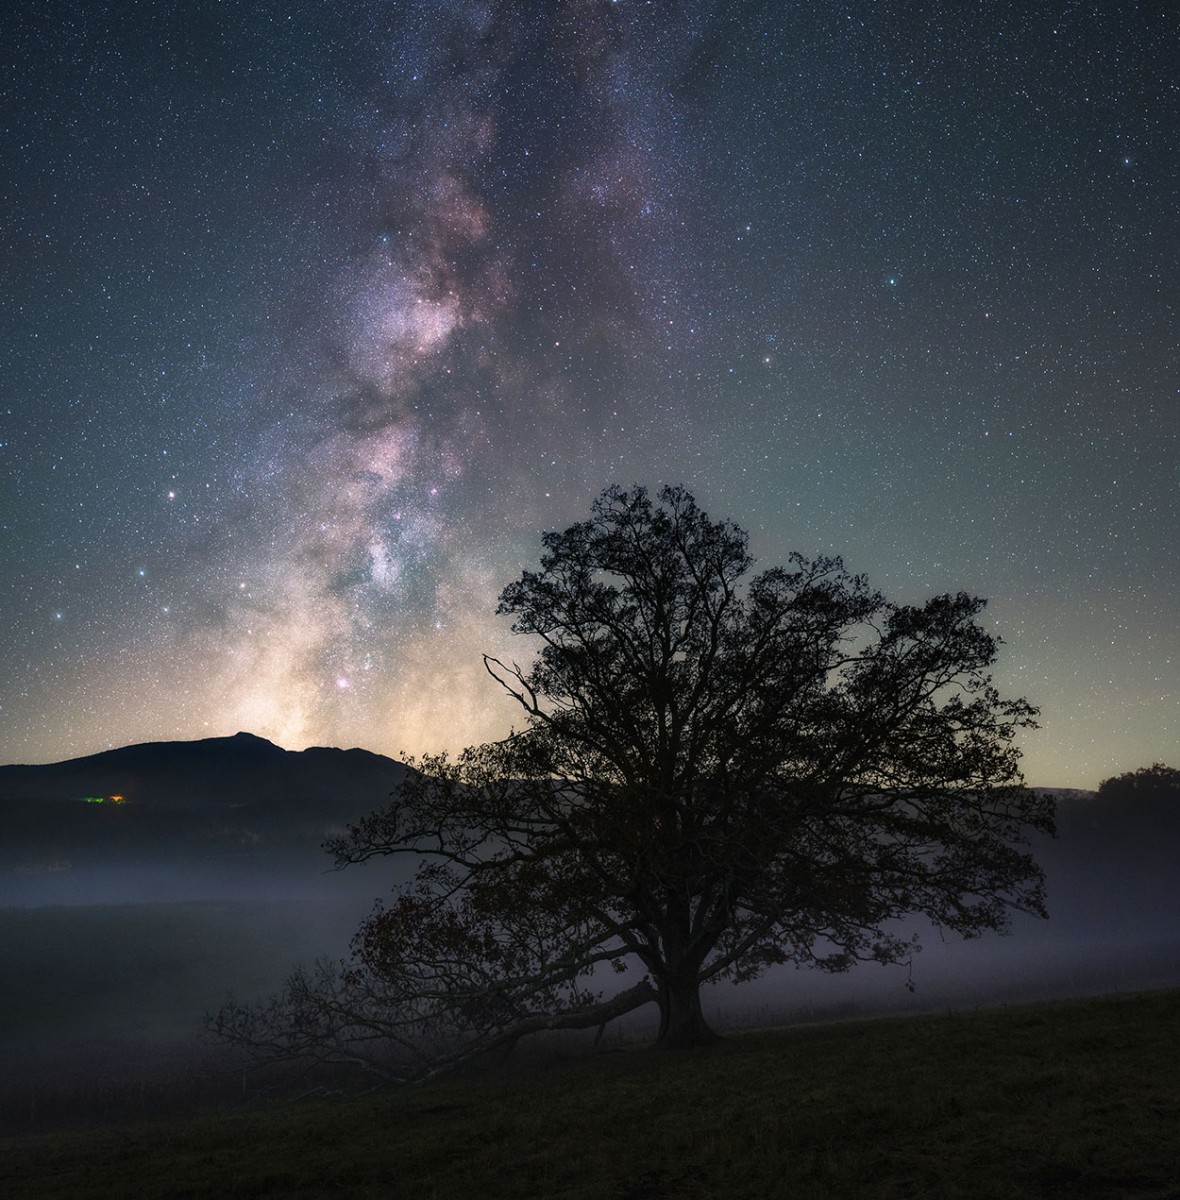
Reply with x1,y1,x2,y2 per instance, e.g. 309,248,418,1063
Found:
2,989,1178,1200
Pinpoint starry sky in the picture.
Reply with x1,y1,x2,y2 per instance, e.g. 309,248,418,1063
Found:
2,0,1176,786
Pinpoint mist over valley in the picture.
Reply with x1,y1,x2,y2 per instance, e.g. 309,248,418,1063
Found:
2,734,1177,1133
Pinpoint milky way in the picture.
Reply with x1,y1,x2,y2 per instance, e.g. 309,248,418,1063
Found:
2,1,1177,785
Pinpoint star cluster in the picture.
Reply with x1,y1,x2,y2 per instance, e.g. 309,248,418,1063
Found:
1,1,1176,785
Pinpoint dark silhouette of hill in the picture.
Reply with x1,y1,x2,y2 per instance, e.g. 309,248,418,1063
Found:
0,735,414,1095
0,733,408,894
0,730,403,810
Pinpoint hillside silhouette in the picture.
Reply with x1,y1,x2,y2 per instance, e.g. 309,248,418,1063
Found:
0,733,407,902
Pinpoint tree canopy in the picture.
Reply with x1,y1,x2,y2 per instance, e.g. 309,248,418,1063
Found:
215,484,1053,1079
1096,763,1180,806
1085,763,1180,848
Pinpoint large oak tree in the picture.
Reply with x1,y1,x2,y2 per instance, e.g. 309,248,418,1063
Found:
216,484,1053,1077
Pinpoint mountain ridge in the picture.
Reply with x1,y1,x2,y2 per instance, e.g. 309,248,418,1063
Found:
0,733,410,900
0,731,406,808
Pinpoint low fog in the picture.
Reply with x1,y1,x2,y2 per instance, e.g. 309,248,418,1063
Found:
2,737,1178,1133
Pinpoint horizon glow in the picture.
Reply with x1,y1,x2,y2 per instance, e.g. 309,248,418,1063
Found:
1,2,1176,787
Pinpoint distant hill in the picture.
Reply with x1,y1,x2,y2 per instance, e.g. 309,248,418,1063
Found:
0,733,408,898
0,731,405,811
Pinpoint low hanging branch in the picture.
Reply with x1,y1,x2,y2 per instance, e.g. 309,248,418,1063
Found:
212,963,658,1086
418,979,660,1078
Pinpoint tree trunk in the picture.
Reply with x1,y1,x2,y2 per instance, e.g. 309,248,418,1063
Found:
652,972,719,1050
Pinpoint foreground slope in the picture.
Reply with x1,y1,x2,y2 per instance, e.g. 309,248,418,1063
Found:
3,989,1178,1200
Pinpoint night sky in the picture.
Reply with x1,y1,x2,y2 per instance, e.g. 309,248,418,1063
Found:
2,1,1176,786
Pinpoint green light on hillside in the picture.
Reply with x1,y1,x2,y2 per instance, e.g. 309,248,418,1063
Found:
79,795,126,804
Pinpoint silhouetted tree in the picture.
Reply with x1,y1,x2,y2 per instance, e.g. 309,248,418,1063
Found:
1081,762,1180,851
215,484,1053,1078
1096,763,1180,807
